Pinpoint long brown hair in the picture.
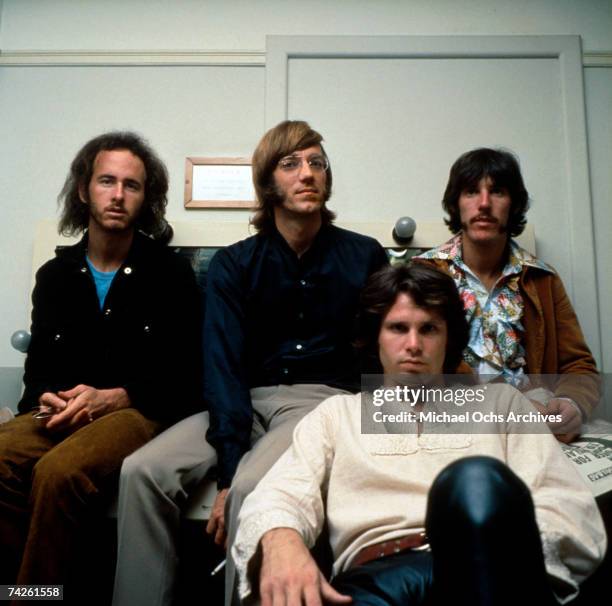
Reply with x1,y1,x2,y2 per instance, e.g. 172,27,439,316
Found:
250,120,335,233
58,131,170,240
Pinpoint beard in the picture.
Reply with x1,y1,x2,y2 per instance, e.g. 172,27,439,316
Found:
88,204,137,234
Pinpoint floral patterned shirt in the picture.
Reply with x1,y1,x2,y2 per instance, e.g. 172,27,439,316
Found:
417,234,553,386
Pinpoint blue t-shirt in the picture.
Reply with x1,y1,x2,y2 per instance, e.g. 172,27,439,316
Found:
86,257,118,309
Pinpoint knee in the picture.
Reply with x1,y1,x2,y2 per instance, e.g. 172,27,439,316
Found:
0,419,32,482
428,456,531,528
119,443,216,501
121,448,147,479
0,434,14,482
0,439,23,492
432,456,524,497
228,469,260,504
31,450,89,501
119,446,167,490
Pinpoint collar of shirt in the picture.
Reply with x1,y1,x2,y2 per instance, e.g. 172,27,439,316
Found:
418,233,552,274
269,222,334,265
418,234,553,386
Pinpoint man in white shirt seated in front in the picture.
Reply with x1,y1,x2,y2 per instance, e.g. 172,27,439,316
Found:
233,263,606,606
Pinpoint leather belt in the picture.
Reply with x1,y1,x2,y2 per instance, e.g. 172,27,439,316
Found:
350,531,428,569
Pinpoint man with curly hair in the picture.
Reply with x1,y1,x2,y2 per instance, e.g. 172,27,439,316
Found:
0,132,202,596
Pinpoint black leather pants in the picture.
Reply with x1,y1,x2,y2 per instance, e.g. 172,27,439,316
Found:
332,456,559,605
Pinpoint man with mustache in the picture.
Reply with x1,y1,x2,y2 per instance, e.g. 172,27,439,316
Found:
417,148,598,443
112,120,387,606
0,132,202,596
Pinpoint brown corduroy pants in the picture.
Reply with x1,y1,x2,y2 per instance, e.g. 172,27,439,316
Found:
0,409,160,590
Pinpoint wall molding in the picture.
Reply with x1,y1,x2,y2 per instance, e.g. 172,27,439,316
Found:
583,51,612,67
0,49,265,66
0,48,609,67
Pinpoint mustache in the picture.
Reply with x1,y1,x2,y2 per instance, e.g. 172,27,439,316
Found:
273,181,328,202
470,214,498,224
461,215,509,235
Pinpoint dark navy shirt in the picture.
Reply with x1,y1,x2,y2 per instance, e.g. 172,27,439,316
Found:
203,224,388,487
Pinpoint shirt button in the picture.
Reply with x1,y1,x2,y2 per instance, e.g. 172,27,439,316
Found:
298,312,304,320
296,344,303,351
54,333,61,341
80,267,87,273
123,267,132,275
282,368,289,375
104,308,112,316
300,280,307,286
143,325,150,333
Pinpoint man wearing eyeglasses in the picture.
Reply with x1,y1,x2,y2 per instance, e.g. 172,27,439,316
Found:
112,121,388,606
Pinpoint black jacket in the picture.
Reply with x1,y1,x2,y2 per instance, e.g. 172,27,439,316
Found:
203,224,389,487
19,231,203,423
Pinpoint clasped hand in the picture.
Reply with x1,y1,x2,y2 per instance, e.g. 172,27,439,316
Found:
39,384,130,432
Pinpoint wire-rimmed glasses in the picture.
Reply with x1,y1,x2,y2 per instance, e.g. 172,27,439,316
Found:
277,154,329,173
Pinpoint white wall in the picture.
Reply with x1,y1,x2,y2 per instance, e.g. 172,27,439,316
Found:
585,67,612,375
0,64,264,365
1,0,612,52
0,1,610,397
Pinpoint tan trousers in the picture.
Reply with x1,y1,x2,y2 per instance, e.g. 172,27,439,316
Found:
0,409,160,591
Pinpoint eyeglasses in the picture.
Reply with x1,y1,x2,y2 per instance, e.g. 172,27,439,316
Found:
277,154,329,173
31,405,55,420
